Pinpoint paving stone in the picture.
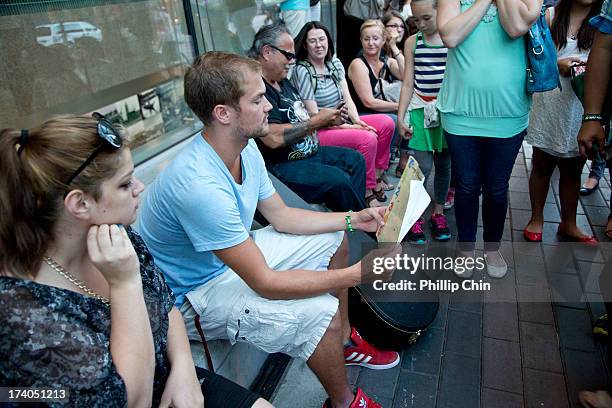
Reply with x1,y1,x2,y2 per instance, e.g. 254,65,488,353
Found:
555,306,598,352
393,372,437,408
515,259,548,287
546,188,556,204
518,302,555,325
577,261,604,294
482,337,523,394
600,187,611,203
430,292,449,330
510,208,531,231
484,270,517,302
510,191,532,210
577,201,585,215
543,203,561,223
401,328,444,375
571,244,605,264
484,302,519,342
482,388,524,408
512,165,528,178
519,321,563,373
580,189,608,207
512,239,545,257
523,368,569,408
585,292,606,324
357,362,401,401
437,353,481,408
585,205,610,227
346,366,361,387
509,177,529,193
445,310,482,358
550,273,587,309
449,289,483,314
517,283,551,303
563,348,610,406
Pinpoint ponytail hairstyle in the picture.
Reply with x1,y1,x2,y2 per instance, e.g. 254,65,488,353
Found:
550,0,603,51
0,115,127,279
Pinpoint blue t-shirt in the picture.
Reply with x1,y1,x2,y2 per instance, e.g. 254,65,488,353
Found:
138,136,276,306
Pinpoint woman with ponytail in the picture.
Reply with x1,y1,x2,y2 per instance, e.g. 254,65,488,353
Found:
0,115,271,407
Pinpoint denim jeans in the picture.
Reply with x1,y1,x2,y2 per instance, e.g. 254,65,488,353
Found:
412,149,452,205
269,145,367,212
589,155,607,180
445,130,526,251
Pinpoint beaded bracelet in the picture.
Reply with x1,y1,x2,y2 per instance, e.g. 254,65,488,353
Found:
345,210,354,232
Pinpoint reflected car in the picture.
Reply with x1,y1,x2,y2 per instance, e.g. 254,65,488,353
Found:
36,21,102,47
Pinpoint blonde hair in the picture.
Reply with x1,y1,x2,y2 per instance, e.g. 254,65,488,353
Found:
0,115,127,278
360,19,386,38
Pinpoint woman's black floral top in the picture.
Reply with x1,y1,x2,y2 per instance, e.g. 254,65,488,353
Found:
0,228,175,407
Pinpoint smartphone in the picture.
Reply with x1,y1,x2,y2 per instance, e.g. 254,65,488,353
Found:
335,101,346,110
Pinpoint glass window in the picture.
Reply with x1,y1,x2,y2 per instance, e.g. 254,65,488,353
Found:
1,0,199,164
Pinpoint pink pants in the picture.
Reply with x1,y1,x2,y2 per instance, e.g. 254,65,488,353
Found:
318,114,394,189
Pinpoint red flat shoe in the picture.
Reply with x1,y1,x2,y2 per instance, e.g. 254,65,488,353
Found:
523,227,542,242
557,225,598,245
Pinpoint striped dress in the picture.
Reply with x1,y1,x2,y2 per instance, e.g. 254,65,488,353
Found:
413,32,447,103
406,32,448,152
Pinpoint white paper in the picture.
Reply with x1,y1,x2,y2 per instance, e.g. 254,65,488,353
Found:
397,179,431,243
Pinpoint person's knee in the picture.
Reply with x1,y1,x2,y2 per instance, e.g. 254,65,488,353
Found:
251,398,275,408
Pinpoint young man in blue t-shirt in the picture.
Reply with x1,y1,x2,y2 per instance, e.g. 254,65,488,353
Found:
139,51,401,408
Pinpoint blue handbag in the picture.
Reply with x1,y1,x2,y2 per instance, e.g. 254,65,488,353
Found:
525,6,561,93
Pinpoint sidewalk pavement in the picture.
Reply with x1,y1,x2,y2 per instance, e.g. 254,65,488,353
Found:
272,142,611,408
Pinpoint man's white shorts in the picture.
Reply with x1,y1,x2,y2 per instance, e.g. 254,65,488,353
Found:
180,226,344,361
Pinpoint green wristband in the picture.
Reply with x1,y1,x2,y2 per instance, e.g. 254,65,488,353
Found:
345,210,354,232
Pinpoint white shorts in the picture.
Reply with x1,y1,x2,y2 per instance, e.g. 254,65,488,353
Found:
180,226,344,361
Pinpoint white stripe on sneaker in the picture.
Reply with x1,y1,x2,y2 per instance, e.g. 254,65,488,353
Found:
353,353,365,362
346,352,358,361
362,356,372,364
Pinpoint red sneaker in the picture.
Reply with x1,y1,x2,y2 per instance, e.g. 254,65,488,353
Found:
322,387,382,408
344,328,400,370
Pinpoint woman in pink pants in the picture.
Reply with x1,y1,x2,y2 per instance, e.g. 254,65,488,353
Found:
292,21,395,207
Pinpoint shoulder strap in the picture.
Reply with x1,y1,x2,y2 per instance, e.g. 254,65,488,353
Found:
325,60,341,85
296,60,318,94
195,314,215,373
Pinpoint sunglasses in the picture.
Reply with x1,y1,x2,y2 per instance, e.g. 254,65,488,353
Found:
267,44,296,61
65,112,123,185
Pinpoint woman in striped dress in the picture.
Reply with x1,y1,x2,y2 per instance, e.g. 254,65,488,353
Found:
397,0,452,243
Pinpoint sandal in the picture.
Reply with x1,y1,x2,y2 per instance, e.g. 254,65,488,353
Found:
372,187,387,203
395,165,405,178
365,194,382,207
579,390,612,408
377,176,395,191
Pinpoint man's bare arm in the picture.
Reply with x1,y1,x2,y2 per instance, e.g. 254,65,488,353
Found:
260,108,341,149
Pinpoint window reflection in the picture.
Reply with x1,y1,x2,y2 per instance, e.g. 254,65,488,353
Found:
0,0,195,136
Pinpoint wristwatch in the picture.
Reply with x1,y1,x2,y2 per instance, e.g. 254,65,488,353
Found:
582,113,604,123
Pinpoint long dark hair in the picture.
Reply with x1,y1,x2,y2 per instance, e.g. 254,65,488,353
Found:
381,10,409,55
294,21,335,63
550,0,603,51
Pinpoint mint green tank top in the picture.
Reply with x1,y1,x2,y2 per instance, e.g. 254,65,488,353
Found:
436,0,532,138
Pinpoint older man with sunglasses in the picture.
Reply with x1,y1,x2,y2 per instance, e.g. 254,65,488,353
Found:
247,22,369,213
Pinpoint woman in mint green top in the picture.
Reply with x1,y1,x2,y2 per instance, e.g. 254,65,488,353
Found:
437,0,542,278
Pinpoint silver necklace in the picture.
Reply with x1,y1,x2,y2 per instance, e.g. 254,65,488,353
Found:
44,256,110,306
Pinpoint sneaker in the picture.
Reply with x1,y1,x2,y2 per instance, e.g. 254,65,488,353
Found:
443,188,455,210
593,313,608,339
430,213,451,241
322,387,382,408
344,328,400,370
407,218,427,244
